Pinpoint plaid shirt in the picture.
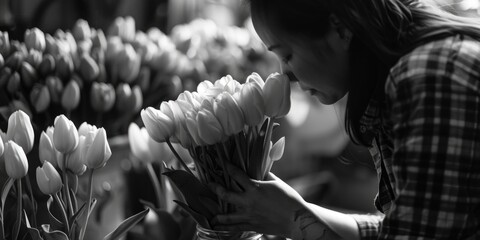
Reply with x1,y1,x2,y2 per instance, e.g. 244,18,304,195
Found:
351,34,480,239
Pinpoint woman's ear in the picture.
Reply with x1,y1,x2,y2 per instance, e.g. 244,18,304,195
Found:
329,14,353,50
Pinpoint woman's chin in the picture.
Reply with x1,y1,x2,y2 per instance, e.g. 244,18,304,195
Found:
313,92,338,105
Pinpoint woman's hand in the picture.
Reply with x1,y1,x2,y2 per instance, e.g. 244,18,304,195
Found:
210,163,307,237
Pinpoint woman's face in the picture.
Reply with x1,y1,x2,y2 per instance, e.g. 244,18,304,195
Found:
253,16,352,105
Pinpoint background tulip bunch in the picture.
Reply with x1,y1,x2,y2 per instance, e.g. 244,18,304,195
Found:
0,110,148,240
140,71,290,229
0,17,278,138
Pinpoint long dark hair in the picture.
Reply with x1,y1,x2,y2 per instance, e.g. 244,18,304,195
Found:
249,0,480,146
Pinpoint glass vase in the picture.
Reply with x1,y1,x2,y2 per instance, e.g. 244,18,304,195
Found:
194,224,263,240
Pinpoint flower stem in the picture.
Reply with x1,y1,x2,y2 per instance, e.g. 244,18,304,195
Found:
54,193,70,234
166,139,194,175
146,163,163,209
79,169,94,240
234,134,246,172
62,157,74,217
12,179,22,240
24,176,37,228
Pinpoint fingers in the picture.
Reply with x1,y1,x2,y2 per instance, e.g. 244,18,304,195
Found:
210,182,245,206
225,162,257,190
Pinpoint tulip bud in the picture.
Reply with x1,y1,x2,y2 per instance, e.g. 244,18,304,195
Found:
53,115,79,153
20,61,38,89
141,107,174,142
46,76,64,104
159,101,192,147
84,128,111,169
115,83,136,112
0,31,11,57
4,141,28,179
5,51,24,71
72,19,91,42
235,82,265,126
78,122,97,137
79,54,99,82
246,72,265,90
30,84,51,113
92,29,107,52
131,85,143,113
39,130,59,168
24,28,46,52
196,80,214,95
6,110,35,153
39,54,55,76
177,91,201,111
197,109,224,145
61,79,81,111
25,49,43,68
137,66,151,93
36,161,63,195
214,75,240,95
0,134,4,158
64,31,77,55
0,54,4,69
117,44,140,83
65,136,87,175
263,73,291,118
6,71,20,94
56,54,74,79
184,111,204,146
105,37,123,62
10,40,28,57
128,123,153,163
213,92,245,136
90,82,116,112
0,67,11,88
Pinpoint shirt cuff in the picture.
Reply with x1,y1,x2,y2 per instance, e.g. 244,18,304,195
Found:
349,214,384,240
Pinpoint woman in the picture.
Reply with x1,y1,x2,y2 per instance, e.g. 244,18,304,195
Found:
210,0,480,239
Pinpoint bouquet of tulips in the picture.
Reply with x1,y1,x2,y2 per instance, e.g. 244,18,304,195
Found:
0,110,148,240
139,72,290,230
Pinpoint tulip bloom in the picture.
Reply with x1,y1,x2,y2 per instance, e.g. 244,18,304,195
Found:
246,72,265,90
24,28,46,52
61,80,81,111
65,136,87,175
214,75,240,95
84,128,112,169
117,44,140,83
53,115,79,153
90,82,116,112
197,109,224,145
184,111,204,146
263,73,291,118
30,84,51,113
235,82,265,126
4,141,28,179
213,92,245,136
36,161,63,195
80,54,100,82
196,80,214,95
72,19,92,42
39,131,59,168
141,107,174,142
0,134,4,157
128,123,153,163
6,110,35,153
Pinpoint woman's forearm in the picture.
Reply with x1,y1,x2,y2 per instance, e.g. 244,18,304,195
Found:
289,202,360,240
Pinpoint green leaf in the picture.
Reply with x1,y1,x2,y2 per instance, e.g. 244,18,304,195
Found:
248,119,268,179
270,137,285,161
174,200,210,229
1,178,14,215
69,202,86,226
103,208,149,240
41,224,69,240
163,170,220,219
46,197,64,231
24,211,44,240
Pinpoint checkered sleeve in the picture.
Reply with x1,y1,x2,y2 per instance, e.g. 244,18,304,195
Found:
350,214,384,240
381,35,480,239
